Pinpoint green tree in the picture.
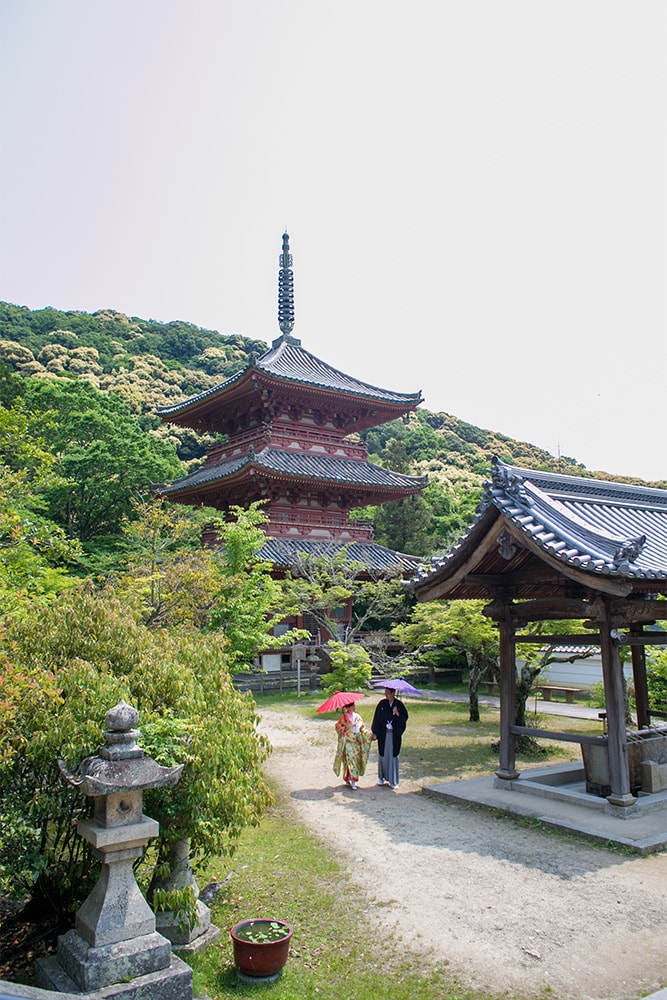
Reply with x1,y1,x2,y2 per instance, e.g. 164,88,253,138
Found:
0,398,81,607
393,600,499,722
119,498,305,667
514,634,594,727
371,494,435,556
320,640,372,694
646,644,667,714
280,548,408,648
204,503,306,670
0,580,273,916
118,496,212,628
23,378,182,543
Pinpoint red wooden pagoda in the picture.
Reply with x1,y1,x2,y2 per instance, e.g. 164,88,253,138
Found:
157,234,427,575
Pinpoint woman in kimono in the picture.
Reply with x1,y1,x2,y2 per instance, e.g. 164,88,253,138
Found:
333,703,371,789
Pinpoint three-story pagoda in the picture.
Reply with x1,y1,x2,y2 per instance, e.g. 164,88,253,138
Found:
157,234,427,574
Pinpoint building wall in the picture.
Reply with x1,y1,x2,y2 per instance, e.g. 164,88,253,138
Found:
519,652,633,690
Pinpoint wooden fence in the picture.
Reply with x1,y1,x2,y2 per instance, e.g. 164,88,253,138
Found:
233,669,320,695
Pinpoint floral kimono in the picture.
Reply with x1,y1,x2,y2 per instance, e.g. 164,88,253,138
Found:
333,709,371,786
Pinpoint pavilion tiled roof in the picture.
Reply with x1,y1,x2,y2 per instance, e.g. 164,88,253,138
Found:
412,457,667,590
161,446,427,497
156,334,422,418
257,537,424,574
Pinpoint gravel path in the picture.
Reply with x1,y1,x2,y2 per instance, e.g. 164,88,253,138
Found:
258,704,667,1000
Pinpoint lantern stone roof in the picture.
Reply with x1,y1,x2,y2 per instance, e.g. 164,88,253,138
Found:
411,457,667,603
160,446,427,501
257,537,423,574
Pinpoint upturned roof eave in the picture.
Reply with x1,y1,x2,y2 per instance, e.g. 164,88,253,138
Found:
157,346,422,424
163,468,427,501
410,504,500,601
410,458,667,601
155,366,259,420
410,508,634,602
160,451,427,499
257,537,425,575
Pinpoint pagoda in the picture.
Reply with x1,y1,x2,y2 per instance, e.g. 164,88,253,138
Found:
157,234,427,575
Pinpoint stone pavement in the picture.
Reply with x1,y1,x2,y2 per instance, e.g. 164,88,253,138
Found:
415,689,667,855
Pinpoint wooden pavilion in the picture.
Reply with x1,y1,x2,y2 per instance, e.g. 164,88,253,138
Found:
411,458,667,814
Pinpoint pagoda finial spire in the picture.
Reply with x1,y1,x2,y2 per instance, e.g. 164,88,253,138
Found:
278,231,295,335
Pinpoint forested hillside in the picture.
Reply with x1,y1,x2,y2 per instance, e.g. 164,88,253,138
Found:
1,300,660,563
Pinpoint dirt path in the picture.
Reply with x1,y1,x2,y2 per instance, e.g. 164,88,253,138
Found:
258,705,667,1000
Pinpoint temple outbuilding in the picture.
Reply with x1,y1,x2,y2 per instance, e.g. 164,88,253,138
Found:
411,458,667,815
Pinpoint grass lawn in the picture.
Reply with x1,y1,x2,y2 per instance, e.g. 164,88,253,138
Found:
186,795,488,1000
184,691,601,999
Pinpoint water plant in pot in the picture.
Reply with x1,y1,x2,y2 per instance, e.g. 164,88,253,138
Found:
230,918,294,980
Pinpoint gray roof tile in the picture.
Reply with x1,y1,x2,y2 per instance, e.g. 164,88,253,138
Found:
257,537,423,573
162,447,427,496
412,458,667,588
157,335,422,417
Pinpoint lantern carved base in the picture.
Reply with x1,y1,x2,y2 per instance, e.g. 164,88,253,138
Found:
35,950,193,1000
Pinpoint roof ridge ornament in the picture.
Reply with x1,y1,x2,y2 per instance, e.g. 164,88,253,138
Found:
278,231,296,337
613,534,647,571
488,457,532,506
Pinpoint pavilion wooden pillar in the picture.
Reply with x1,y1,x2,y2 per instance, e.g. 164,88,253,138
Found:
496,602,519,781
599,604,636,808
630,627,651,730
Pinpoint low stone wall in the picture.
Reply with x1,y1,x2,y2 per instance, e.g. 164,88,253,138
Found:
582,729,667,797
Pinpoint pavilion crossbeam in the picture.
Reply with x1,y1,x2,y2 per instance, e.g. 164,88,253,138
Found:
484,597,593,622
510,725,606,746
514,633,602,645
510,631,665,646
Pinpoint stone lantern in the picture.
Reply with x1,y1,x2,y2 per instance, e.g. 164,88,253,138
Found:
35,701,193,999
306,650,321,691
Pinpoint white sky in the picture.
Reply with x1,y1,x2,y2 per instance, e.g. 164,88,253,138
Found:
1,1,665,481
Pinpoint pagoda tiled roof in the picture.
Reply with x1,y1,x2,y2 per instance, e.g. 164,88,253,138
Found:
161,446,427,496
156,334,422,418
257,537,424,574
411,458,667,596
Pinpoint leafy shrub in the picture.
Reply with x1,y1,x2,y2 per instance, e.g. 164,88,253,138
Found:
0,581,272,916
647,648,667,711
320,641,372,694
589,682,606,709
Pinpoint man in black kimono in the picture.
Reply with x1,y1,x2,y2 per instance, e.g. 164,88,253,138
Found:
371,687,409,788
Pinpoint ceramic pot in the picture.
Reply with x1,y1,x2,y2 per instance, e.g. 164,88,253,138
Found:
230,919,293,978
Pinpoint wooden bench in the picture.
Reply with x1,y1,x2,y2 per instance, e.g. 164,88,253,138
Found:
482,681,500,695
537,685,582,704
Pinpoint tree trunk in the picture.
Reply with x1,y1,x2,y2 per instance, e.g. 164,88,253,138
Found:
467,654,484,722
515,663,541,728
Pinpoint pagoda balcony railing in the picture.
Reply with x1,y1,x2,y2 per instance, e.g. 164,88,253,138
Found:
206,422,368,464
206,425,271,464
270,423,367,459
270,508,373,529
269,513,374,541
